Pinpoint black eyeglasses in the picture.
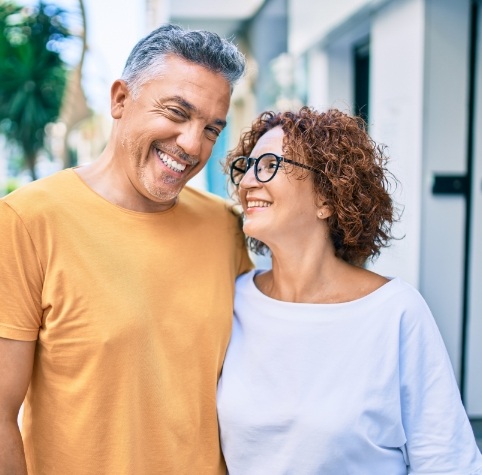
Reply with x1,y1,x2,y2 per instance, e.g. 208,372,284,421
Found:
230,153,318,186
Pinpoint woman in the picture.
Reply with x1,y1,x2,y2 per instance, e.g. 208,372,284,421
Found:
217,107,482,474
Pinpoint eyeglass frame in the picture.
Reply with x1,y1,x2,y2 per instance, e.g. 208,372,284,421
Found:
229,153,318,186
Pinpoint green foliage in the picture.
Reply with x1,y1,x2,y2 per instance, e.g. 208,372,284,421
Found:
0,1,71,179
2,177,21,195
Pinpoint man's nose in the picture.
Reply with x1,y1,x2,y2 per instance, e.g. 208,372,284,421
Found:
176,124,203,157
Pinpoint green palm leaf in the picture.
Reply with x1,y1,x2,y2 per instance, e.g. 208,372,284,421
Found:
0,1,71,179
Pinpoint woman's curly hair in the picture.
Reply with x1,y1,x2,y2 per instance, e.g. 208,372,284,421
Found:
225,106,400,266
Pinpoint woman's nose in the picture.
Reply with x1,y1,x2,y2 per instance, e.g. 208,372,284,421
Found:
239,165,260,189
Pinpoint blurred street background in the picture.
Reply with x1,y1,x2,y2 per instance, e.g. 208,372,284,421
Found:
0,0,481,446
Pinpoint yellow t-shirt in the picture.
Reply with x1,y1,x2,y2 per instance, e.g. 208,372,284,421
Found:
0,169,252,475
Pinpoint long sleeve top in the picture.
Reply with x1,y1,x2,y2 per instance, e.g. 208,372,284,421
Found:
217,270,482,475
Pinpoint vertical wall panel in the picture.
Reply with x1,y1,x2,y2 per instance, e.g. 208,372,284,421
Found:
419,0,471,384
466,1,482,417
368,0,425,289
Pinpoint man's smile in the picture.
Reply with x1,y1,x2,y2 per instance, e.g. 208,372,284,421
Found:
156,148,188,172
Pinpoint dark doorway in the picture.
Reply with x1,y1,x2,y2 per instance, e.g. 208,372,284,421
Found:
353,38,370,125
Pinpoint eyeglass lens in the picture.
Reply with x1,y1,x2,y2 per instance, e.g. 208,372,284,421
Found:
231,154,280,185
256,154,279,182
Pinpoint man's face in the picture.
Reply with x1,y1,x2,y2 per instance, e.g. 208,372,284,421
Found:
111,55,231,212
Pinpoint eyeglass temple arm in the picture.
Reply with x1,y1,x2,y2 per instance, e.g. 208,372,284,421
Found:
282,157,318,173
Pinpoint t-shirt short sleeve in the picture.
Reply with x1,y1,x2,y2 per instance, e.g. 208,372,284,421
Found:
0,200,43,341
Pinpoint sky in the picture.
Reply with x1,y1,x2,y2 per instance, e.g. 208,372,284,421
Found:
81,0,146,114
17,0,148,114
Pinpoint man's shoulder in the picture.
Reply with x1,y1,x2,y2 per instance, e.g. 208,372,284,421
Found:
3,169,75,206
180,186,243,228
1,169,81,223
181,185,224,203
180,186,232,214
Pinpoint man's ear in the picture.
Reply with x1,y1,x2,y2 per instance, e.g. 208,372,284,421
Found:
111,80,129,119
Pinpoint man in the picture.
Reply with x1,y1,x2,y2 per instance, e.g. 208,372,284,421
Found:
0,24,251,474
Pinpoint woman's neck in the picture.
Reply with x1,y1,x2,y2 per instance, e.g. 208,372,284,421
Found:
255,241,387,304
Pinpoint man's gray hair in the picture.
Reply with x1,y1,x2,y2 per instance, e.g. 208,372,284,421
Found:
121,23,246,97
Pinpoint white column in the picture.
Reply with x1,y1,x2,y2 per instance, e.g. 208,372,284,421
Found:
466,1,482,417
367,0,425,289
145,0,170,32
418,0,471,386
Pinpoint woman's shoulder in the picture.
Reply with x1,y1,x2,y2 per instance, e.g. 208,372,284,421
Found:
235,269,259,289
344,267,390,301
349,266,424,303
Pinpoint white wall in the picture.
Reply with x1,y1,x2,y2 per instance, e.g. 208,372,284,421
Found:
466,2,482,417
419,0,471,384
306,49,329,110
367,0,425,289
305,37,356,113
289,0,390,54
82,0,146,116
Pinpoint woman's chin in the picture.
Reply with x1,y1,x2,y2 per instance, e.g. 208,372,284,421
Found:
242,223,264,242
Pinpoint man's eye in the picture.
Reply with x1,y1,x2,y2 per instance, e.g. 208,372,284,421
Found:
168,108,187,118
205,127,221,140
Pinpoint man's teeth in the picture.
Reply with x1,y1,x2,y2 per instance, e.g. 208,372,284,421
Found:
247,201,271,208
157,150,187,172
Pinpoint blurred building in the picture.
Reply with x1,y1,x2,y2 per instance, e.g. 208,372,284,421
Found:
170,0,482,417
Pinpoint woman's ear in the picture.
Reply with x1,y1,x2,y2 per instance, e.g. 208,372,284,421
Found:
316,200,333,220
110,80,129,119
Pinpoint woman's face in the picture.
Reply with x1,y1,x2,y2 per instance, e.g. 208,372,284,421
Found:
238,126,321,250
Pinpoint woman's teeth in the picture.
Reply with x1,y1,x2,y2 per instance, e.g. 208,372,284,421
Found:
247,201,271,208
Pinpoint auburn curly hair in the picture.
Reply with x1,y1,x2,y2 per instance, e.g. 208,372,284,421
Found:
225,107,399,266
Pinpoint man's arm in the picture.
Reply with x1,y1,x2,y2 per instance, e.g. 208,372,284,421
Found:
0,337,36,475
